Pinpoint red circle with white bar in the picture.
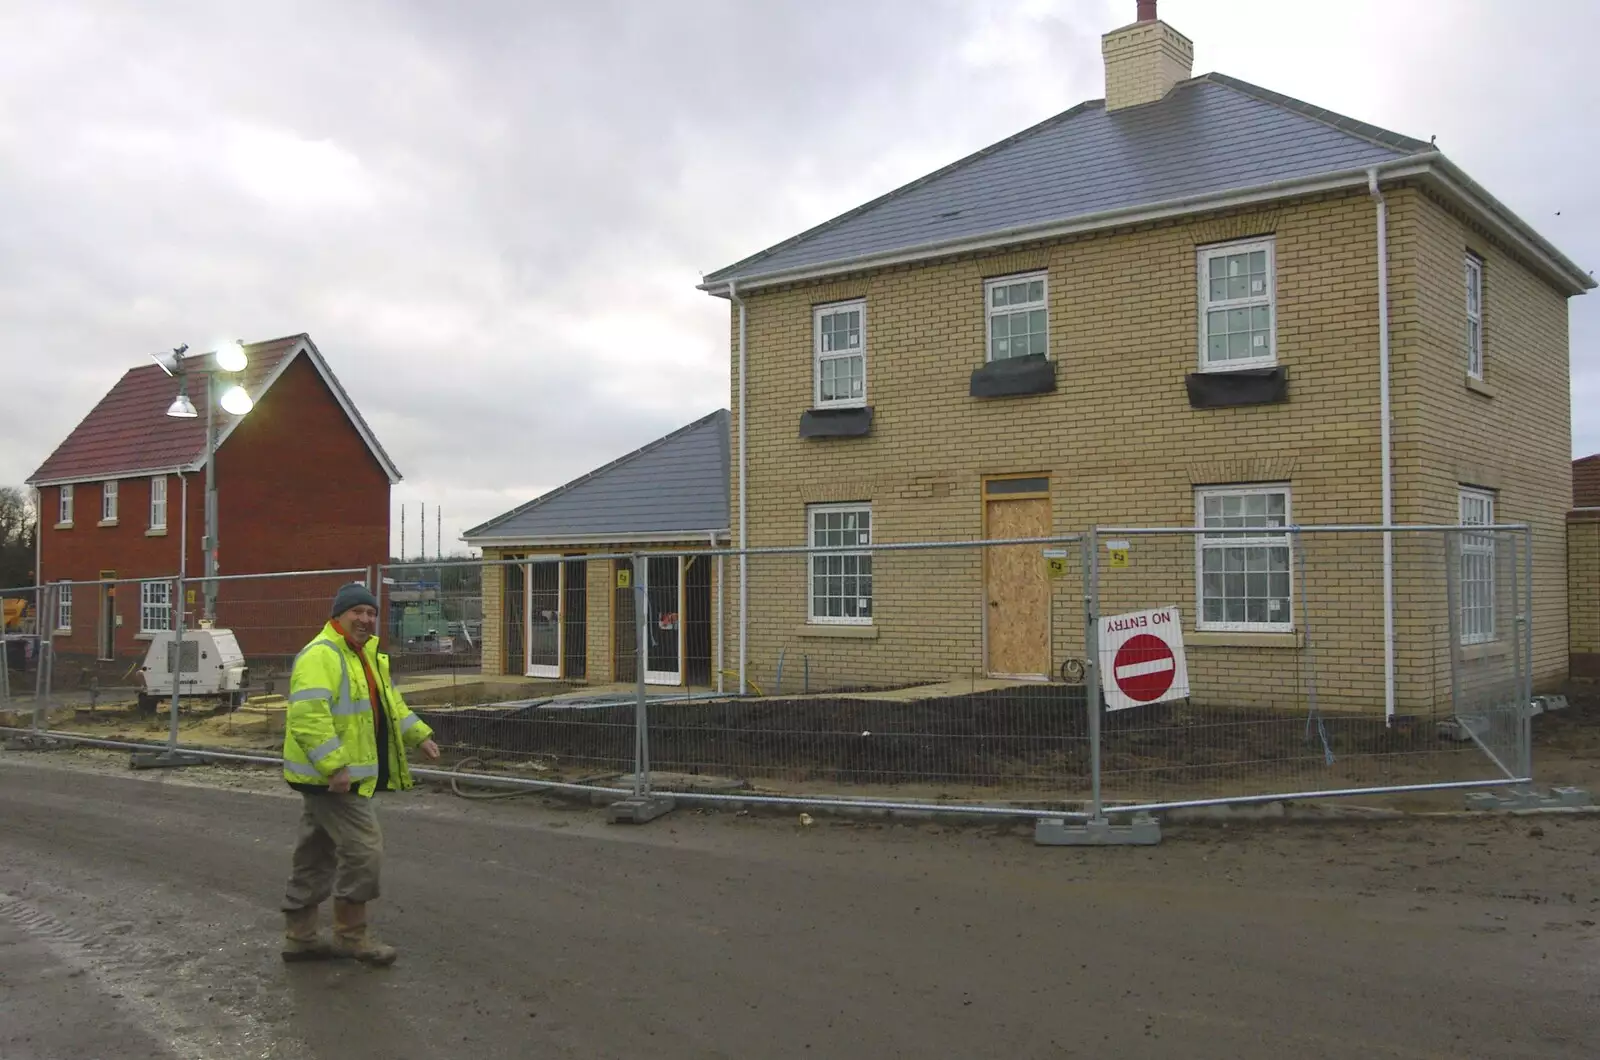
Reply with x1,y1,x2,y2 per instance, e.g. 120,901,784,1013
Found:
1113,633,1176,703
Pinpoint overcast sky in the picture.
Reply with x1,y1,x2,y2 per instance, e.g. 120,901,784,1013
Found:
3,0,1596,557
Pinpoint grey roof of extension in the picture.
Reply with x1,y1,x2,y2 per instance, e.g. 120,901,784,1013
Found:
463,409,730,543
702,73,1592,294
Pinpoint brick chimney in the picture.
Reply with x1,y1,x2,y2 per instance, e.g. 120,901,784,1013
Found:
1102,0,1194,111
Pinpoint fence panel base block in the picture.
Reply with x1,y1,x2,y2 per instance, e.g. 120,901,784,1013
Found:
607,794,676,824
128,749,208,770
1034,814,1161,846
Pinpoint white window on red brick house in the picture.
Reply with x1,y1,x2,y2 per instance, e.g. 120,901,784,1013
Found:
55,583,72,632
140,580,172,634
1195,485,1293,632
808,503,872,624
986,273,1048,361
1198,238,1276,371
1458,487,1496,644
149,476,168,530
58,485,74,526
814,300,866,408
101,480,118,523
1465,254,1484,380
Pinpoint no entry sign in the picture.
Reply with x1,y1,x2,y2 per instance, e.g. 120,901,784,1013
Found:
1098,606,1190,713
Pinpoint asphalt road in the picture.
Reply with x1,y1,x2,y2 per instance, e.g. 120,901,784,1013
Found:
0,751,1596,1059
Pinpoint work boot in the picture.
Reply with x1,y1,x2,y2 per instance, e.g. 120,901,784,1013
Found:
332,898,398,966
281,906,336,963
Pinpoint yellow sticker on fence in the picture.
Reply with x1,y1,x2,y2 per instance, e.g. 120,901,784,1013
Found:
615,568,632,589
1046,557,1070,579
186,589,196,604
1107,547,1130,569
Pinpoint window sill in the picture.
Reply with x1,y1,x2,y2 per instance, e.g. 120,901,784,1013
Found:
54,522,73,530
799,406,874,439
146,527,168,537
1465,376,1495,399
1460,639,1511,662
796,624,878,640
135,633,157,641
98,519,119,528
1189,630,1302,649
969,354,1057,399
1186,365,1289,408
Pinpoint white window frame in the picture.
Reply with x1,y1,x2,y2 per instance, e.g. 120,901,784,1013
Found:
807,503,873,626
139,580,173,634
101,480,118,523
1465,254,1484,380
984,271,1049,362
813,300,867,409
1197,237,1277,372
1458,487,1496,645
59,485,73,526
55,583,72,632
1194,484,1294,633
149,475,168,530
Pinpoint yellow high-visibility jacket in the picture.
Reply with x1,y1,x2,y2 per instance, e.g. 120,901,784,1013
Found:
282,622,433,797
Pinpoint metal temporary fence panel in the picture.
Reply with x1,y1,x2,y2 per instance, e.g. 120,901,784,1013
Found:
1086,525,1530,812
636,538,1093,809
381,561,487,678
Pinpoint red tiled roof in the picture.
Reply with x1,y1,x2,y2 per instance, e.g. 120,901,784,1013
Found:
28,335,307,485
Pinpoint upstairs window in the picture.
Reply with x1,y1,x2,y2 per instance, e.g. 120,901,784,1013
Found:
986,273,1048,361
149,476,168,530
1465,254,1484,380
58,485,74,526
814,301,866,407
102,480,118,523
1199,238,1276,371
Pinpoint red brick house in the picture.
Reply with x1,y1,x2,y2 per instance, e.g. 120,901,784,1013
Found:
26,334,400,675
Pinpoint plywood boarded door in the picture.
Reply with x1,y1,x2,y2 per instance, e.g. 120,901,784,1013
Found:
985,486,1051,678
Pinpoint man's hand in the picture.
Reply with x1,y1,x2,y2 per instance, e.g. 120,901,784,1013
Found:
328,767,352,794
420,739,441,761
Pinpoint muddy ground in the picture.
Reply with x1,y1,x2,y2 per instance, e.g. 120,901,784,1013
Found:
1,746,1598,1058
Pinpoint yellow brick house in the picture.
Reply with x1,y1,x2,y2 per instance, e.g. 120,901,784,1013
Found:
698,4,1592,715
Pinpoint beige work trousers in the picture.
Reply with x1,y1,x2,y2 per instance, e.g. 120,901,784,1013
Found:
282,791,384,910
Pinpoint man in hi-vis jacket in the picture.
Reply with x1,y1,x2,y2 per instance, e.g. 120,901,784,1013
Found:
280,582,440,965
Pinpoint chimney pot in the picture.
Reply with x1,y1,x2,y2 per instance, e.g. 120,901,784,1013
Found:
1137,0,1157,20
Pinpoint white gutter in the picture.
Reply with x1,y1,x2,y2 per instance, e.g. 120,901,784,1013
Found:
700,152,1591,298
730,279,749,695
27,465,188,490
463,530,730,549
1368,167,1396,725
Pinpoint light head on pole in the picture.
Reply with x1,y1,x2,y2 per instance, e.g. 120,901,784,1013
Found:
218,384,254,416
214,340,248,373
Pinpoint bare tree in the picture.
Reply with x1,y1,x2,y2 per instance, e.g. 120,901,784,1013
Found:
0,487,37,588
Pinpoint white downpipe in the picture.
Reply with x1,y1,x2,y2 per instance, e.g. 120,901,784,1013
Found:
730,280,748,695
711,530,723,694
1368,167,1396,724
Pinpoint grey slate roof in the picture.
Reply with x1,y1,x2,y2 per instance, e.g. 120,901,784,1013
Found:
704,74,1432,287
464,410,729,543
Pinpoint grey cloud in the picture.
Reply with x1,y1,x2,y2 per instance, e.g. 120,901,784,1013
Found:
4,0,1594,556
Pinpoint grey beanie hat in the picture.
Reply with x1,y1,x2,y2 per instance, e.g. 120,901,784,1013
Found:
330,582,378,618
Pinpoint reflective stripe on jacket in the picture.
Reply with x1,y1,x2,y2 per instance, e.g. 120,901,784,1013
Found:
282,621,434,797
